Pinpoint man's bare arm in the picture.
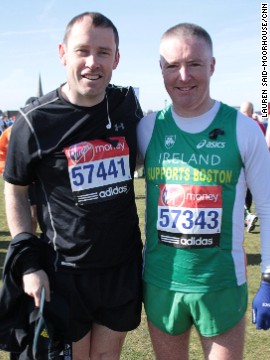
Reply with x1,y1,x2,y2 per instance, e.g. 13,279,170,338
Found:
4,181,50,305
4,181,32,237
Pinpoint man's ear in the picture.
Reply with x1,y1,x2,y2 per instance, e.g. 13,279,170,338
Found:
113,50,120,70
210,57,216,76
58,43,67,66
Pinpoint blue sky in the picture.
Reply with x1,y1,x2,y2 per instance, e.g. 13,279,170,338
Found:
0,0,263,113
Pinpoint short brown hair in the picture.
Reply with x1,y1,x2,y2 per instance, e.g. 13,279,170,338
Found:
63,12,119,51
161,23,213,54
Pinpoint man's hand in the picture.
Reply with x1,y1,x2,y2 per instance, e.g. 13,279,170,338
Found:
252,281,270,330
23,269,51,307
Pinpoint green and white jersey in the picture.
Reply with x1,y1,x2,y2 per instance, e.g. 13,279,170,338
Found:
137,101,270,293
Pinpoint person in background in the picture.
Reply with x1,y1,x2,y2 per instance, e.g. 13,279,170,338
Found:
0,125,12,175
0,99,38,238
264,103,270,150
240,100,266,232
0,116,3,134
3,12,143,359
137,22,270,360
240,101,266,134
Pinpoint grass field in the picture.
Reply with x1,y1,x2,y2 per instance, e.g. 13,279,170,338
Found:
0,177,269,359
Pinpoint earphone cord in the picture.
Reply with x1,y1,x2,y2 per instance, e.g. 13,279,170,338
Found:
105,93,112,130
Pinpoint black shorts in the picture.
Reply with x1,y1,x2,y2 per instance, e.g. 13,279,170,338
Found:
51,255,142,342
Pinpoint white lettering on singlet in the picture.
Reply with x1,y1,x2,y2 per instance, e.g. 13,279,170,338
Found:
158,152,221,166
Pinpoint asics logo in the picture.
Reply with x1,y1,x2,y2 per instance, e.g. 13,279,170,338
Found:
197,139,225,149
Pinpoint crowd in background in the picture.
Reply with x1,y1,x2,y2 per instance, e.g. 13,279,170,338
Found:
0,114,16,135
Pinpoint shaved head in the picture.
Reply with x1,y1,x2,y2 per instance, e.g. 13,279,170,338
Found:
240,101,254,117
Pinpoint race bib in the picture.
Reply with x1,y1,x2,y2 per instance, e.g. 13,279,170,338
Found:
64,137,132,205
157,184,222,248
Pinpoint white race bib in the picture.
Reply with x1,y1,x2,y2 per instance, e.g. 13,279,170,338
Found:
64,137,132,205
157,184,222,248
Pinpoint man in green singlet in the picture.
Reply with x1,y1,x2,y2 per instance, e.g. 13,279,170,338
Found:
137,23,270,360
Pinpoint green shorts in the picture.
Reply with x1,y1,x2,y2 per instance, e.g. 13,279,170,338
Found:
143,281,247,337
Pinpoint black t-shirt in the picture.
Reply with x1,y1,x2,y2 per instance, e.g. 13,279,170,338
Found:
4,84,143,269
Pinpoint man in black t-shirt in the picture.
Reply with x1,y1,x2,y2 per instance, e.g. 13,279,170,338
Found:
3,12,143,360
